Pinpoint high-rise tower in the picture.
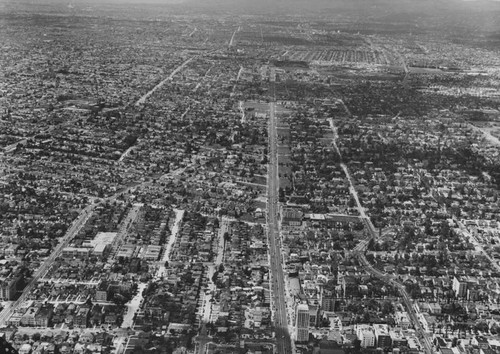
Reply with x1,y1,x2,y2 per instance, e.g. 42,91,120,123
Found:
295,303,310,342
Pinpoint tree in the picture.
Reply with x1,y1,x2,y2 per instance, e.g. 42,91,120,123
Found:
353,339,361,352
381,300,394,316
211,271,218,284
319,316,331,328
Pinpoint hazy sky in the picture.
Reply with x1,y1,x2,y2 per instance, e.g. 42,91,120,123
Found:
3,0,500,16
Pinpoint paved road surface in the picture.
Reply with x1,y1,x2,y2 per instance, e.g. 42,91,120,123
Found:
357,253,433,354
229,26,240,47
468,123,500,147
267,100,293,354
455,217,500,272
330,117,432,354
135,57,195,106
329,118,377,236
194,217,231,354
121,283,147,329
0,160,191,331
0,204,94,326
156,209,185,279
110,203,143,260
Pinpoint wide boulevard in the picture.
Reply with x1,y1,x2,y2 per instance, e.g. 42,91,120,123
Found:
268,96,293,354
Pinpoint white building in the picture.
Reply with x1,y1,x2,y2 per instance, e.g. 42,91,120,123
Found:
394,311,411,330
295,303,310,342
356,325,376,348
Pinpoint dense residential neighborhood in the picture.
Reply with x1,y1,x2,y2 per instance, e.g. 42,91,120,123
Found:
1,0,500,354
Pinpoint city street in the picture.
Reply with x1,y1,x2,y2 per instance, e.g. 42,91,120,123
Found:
267,98,293,354
156,209,185,279
0,204,95,326
356,252,434,354
329,118,433,354
121,283,147,329
2,4,497,354
135,57,195,106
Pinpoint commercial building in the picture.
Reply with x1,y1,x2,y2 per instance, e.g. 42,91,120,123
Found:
0,275,21,300
373,324,392,348
453,276,468,298
356,325,375,348
295,303,310,342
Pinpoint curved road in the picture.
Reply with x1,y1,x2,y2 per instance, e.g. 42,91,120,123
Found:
329,117,432,354
356,252,433,354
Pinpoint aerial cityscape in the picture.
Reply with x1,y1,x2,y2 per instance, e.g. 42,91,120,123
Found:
1,0,500,353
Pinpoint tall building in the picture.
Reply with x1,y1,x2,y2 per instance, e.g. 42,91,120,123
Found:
373,324,392,348
309,304,319,327
295,303,310,342
0,275,22,301
356,325,375,348
320,288,336,312
453,276,468,298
